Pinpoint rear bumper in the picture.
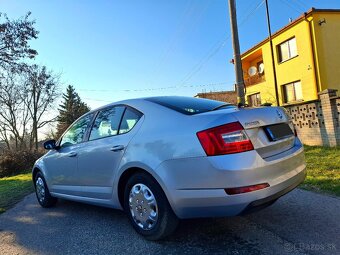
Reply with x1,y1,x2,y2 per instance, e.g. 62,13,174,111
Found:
240,169,306,215
155,138,306,219
169,167,306,218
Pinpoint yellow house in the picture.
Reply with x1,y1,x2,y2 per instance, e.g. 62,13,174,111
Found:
241,8,340,106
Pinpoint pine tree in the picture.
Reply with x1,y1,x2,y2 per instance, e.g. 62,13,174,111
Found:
56,85,90,138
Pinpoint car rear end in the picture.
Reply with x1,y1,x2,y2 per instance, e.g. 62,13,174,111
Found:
151,100,306,219
201,107,306,214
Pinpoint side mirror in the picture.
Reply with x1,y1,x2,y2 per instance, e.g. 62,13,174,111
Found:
43,139,57,150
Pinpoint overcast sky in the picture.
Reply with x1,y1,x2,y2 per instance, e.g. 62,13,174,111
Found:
2,0,340,109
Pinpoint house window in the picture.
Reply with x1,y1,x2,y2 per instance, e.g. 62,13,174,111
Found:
282,81,303,103
278,37,297,62
248,93,261,107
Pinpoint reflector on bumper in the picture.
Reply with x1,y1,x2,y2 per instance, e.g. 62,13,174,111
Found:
225,183,270,195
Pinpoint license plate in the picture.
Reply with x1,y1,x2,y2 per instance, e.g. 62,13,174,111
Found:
264,123,294,141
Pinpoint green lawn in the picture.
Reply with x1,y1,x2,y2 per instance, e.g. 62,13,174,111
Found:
300,146,340,196
0,172,34,213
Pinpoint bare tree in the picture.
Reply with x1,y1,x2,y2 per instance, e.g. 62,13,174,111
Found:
0,70,30,150
0,12,38,69
22,65,60,150
0,11,39,151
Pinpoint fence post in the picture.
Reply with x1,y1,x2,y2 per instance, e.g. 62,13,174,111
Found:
318,89,339,146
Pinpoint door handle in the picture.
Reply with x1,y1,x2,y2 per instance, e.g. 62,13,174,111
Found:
110,145,125,152
67,151,78,157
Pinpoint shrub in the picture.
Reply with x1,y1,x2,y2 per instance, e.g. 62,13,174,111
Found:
0,150,43,178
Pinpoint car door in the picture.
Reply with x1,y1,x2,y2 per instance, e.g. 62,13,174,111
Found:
76,105,143,199
44,113,94,195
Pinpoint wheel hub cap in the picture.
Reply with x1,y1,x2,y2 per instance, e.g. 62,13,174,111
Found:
129,183,158,230
36,177,45,203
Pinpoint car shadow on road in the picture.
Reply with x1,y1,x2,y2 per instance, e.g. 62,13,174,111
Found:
0,190,339,255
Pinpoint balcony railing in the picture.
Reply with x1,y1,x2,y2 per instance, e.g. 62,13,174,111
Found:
244,74,266,86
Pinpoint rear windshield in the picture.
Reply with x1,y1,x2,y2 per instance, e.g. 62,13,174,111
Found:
145,96,235,115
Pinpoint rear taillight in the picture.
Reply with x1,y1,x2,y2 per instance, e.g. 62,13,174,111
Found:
196,122,254,156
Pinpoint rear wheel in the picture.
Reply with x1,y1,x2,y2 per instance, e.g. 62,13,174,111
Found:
124,172,178,240
34,172,57,208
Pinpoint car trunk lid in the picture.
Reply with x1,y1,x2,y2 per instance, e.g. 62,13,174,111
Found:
231,107,295,159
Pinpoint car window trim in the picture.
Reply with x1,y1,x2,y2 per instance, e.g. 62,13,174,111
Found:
57,112,96,148
118,107,143,135
117,107,127,135
86,104,143,142
87,105,126,142
83,110,100,143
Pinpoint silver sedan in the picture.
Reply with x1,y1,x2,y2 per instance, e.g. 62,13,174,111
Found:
33,96,306,240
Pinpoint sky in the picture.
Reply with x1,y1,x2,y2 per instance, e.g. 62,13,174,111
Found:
1,0,340,109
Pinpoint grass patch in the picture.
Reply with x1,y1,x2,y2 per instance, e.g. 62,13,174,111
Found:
0,172,34,213
300,146,340,196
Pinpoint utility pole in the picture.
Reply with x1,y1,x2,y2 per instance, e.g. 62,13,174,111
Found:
265,0,280,106
228,0,245,106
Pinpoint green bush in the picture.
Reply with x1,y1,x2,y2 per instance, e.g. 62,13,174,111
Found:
0,150,43,178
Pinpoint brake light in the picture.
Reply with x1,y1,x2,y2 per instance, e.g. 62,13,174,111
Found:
197,122,254,156
225,183,270,195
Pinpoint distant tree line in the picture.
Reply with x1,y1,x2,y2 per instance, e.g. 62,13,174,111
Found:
0,12,89,153
0,11,90,177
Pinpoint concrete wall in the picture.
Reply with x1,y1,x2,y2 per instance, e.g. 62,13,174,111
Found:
284,89,340,146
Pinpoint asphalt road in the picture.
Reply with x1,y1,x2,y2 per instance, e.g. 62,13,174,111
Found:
0,189,339,255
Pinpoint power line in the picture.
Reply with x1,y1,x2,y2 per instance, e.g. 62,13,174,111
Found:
146,0,195,86
177,0,265,87
295,0,309,11
81,0,265,98
178,36,230,87
82,81,235,103
147,1,213,87
238,0,265,27
83,98,113,103
78,81,234,93
279,0,304,14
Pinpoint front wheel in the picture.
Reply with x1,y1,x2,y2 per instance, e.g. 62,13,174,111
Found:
124,172,179,240
34,172,58,208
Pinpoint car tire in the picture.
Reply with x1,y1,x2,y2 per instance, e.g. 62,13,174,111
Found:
34,172,58,208
124,172,179,241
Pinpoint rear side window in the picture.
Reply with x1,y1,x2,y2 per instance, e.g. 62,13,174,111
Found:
145,96,233,115
89,106,125,140
119,108,142,134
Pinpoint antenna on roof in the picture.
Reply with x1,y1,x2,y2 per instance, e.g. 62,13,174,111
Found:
289,18,293,23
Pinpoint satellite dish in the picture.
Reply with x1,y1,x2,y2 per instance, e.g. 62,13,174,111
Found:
258,63,265,74
248,66,257,76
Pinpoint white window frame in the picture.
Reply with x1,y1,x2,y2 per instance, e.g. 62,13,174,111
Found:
278,37,298,63
282,81,303,103
248,93,261,107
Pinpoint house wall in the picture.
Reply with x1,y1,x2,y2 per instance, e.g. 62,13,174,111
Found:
243,43,277,105
312,12,340,92
272,19,318,105
242,11,340,107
